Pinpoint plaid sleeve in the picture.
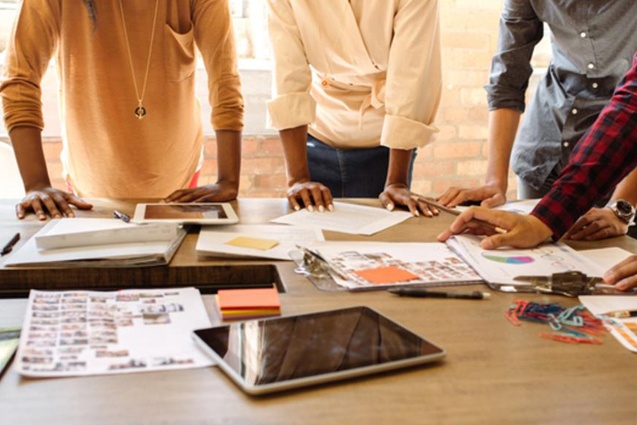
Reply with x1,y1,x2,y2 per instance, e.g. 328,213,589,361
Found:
531,53,637,239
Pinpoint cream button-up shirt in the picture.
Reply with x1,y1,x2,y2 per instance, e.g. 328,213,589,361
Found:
266,0,441,150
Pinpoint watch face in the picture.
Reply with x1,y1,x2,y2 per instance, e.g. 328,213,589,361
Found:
617,200,633,215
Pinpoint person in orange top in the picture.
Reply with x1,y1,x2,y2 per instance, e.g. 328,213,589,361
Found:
0,0,244,220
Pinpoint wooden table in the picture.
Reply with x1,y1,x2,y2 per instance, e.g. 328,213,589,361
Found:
1,198,636,425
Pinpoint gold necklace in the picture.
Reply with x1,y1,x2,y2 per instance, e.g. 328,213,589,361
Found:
118,0,160,119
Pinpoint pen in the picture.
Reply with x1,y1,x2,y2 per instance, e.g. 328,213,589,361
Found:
410,194,504,234
389,288,491,300
601,309,637,319
113,210,131,223
1,232,20,256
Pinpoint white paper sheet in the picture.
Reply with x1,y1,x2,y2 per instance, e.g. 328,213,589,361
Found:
305,241,482,290
196,224,324,260
446,234,600,286
270,202,412,235
578,247,634,272
14,288,213,377
579,296,637,353
455,199,541,215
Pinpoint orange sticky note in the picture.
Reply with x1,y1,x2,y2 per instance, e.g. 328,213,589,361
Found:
225,236,279,251
354,266,420,284
216,286,281,311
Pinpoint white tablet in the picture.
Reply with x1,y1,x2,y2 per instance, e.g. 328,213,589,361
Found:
133,203,239,225
193,306,446,395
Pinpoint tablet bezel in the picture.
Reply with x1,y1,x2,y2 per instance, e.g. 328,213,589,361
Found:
132,203,239,225
193,306,446,395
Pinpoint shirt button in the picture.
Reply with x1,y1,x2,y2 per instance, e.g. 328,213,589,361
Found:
588,63,595,70
321,80,328,86
592,82,599,89
580,32,587,38
571,108,578,115
563,142,570,148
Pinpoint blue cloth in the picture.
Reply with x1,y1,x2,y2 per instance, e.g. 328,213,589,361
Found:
487,0,637,192
306,135,416,198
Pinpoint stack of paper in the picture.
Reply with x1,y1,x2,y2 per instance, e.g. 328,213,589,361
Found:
215,286,281,320
3,218,186,268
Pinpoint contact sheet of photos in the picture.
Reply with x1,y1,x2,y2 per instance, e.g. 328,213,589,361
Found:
15,287,213,377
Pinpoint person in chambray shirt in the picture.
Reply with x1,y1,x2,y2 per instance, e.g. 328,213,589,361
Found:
438,0,637,241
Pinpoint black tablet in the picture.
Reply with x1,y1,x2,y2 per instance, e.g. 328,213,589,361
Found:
193,306,445,395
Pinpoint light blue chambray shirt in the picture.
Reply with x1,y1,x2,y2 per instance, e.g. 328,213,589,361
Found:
486,0,637,191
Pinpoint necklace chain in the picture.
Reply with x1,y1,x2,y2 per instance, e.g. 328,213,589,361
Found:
118,0,160,119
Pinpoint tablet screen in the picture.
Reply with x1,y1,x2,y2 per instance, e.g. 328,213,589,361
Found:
133,203,239,225
144,204,227,220
194,306,445,393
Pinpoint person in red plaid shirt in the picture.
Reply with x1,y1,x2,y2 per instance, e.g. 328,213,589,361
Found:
438,53,637,291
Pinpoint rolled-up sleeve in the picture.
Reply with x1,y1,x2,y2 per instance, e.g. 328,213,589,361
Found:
381,0,441,149
266,0,315,130
485,0,543,112
193,0,244,131
0,0,59,133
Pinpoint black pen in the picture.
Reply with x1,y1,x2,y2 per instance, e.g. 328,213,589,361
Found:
389,288,490,300
113,210,131,223
1,232,20,256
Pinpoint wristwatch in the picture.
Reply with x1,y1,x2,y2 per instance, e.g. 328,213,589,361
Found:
607,199,636,224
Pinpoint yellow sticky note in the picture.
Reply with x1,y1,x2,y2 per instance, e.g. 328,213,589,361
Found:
225,236,279,251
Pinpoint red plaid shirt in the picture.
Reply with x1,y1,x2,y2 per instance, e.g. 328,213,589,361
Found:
531,53,637,239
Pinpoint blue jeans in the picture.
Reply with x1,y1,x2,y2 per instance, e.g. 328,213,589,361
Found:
306,134,416,198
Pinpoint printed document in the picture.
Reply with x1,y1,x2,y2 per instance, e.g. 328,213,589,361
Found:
197,224,324,260
446,234,600,286
14,287,213,377
271,202,412,235
304,241,481,290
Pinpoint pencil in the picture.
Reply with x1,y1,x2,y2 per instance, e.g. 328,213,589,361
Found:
410,194,504,234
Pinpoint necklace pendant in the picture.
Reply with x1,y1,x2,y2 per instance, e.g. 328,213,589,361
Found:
135,106,147,120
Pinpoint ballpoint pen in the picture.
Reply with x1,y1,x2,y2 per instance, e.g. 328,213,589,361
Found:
601,309,637,319
1,232,20,256
113,210,131,223
389,288,491,300
410,194,504,233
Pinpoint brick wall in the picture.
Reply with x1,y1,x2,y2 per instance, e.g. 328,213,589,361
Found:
35,1,544,200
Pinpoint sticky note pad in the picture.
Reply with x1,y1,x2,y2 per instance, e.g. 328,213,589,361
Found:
354,266,420,284
225,236,279,251
216,286,281,311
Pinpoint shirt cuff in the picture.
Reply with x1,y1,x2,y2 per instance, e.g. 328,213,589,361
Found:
380,114,439,149
266,92,316,130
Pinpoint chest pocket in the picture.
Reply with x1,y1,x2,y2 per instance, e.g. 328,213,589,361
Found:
163,24,196,82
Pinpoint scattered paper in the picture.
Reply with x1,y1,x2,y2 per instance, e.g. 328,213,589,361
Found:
304,241,481,290
271,202,412,235
197,224,324,260
14,288,213,378
446,234,601,286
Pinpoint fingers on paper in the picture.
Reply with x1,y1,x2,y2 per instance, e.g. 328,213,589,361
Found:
604,255,637,290
288,182,332,212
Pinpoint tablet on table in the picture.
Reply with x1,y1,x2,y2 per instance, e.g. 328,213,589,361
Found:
193,306,446,395
133,203,239,225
